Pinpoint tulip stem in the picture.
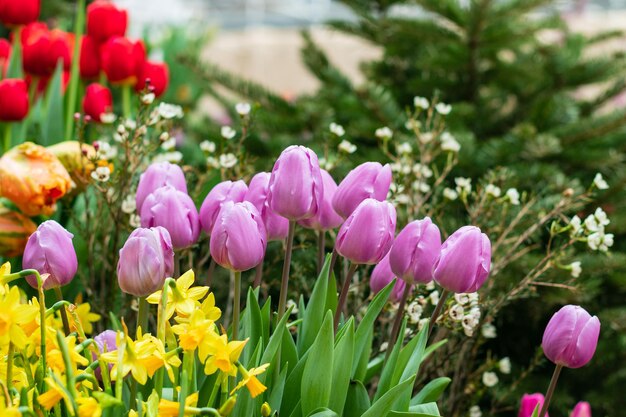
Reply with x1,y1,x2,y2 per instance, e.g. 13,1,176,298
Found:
317,231,326,275
232,271,241,341
5,343,13,396
122,85,132,119
386,282,411,360
253,262,263,288
539,364,563,417
427,289,449,340
206,258,216,287
64,0,85,142
1,123,11,154
137,296,149,336
277,221,296,318
334,263,359,332
54,287,71,336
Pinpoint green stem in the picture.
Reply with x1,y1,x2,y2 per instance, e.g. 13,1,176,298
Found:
179,351,193,417
137,296,149,336
539,364,563,417
220,375,228,407
317,231,326,275
56,331,78,414
206,376,221,408
386,282,411,360
5,343,13,397
54,287,71,336
64,0,85,141
333,263,358,331
232,271,241,341
122,85,132,119
155,278,176,398
277,221,296,318
427,289,449,340
2,123,11,154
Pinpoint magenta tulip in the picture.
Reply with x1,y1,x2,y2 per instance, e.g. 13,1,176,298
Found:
336,198,396,265
268,145,323,221
136,161,187,212
570,402,591,417
22,220,78,290
542,305,600,369
389,217,441,285
210,201,267,271
332,162,392,219
140,186,200,250
299,169,343,231
519,393,548,417
199,180,248,234
245,172,289,241
117,227,174,297
370,252,407,302
93,329,117,379
432,226,491,293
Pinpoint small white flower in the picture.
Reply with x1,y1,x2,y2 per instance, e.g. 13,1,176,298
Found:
469,306,481,321
221,126,236,140
469,405,482,417
455,177,472,195
429,290,439,306
329,122,345,137
152,151,183,164
407,302,423,323
593,173,609,190
425,281,435,291
405,119,421,131
379,342,389,352
482,371,499,387
394,194,411,205
485,184,502,198
397,143,413,155
498,357,511,374
200,140,216,153
159,132,170,142
141,93,156,105
443,188,458,200
569,261,582,278
206,156,219,168
440,132,460,152
124,119,137,130
286,299,299,315
506,188,520,205
587,231,614,252
481,323,497,339
375,126,393,140
418,318,429,331
219,153,238,169
463,326,474,337
468,292,479,305
338,140,357,154
137,126,147,136
419,132,434,144
594,207,610,227
158,103,184,119
454,293,470,305
435,102,452,115
113,133,124,143
95,141,117,160
412,163,433,178
91,166,111,182
235,102,251,116
117,124,126,134
129,214,141,228
570,215,582,235
449,304,465,321
414,96,430,109
121,195,137,214
161,137,177,151
100,113,116,124
412,180,431,194
463,314,478,330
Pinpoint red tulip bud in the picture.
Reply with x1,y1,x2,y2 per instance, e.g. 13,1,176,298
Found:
135,61,169,98
86,0,128,43
0,78,29,122
79,35,101,79
100,37,146,85
82,83,113,123
0,0,40,27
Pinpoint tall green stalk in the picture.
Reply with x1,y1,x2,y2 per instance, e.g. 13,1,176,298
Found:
277,221,296,318
232,271,241,341
64,0,86,141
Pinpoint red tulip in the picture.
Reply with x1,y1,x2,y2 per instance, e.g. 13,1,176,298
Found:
79,35,101,79
0,0,40,26
48,29,74,72
135,61,169,97
86,0,128,43
100,37,146,85
0,38,10,77
82,83,113,122
0,78,29,121
21,22,51,77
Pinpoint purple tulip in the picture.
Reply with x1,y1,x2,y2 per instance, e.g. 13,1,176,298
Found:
542,305,600,369
140,185,200,250
199,180,248,234
332,162,392,219
136,161,188,212
336,198,396,265
117,227,174,297
245,172,289,241
432,226,491,293
210,201,267,271
93,330,117,379
268,145,323,221
22,220,78,290
570,402,591,417
299,169,343,231
389,218,441,285
370,252,408,302
519,393,548,417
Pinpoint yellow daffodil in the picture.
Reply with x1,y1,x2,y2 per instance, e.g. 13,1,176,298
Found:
202,334,247,376
144,331,181,382
66,299,101,335
231,363,269,398
0,400,21,417
172,309,216,352
0,285,39,349
38,375,73,411
77,396,102,417
158,392,198,417
147,270,209,320
0,262,11,281
47,335,89,375
0,361,28,390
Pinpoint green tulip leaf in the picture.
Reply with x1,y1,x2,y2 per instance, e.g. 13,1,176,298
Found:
361,376,415,417
343,381,371,417
298,254,332,355
301,311,334,415
329,318,354,413
410,377,451,405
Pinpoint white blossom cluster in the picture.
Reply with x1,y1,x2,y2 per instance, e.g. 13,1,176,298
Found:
447,292,481,337
570,207,614,252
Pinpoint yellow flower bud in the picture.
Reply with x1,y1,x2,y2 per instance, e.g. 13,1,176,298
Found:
219,396,237,416
47,141,96,193
261,402,272,417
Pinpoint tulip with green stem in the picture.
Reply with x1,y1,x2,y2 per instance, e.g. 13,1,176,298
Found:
333,262,358,331
277,221,296,318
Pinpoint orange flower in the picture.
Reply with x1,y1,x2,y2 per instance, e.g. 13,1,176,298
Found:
0,142,73,216
0,200,36,257
47,141,96,193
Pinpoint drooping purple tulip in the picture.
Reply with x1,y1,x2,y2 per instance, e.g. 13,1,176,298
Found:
135,161,187,212
542,305,600,369
140,185,200,250
117,227,174,297
519,393,548,417
199,180,248,235
22,220,78,290
370,252,407,302
298,169,343,231
332,162,392,219
389,217,441,285
245,172,289,241
336,198,396,265
268,145,323,221
210,201,267,271
570,402,591,417
432,226,491,293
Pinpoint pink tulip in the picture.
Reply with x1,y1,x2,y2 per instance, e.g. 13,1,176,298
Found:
245,172,289,241
388,217,441,285
570,402,591,417
370,252,407,302
298,169,343,231
199,180,248,234
519,393,548,417
136,161,187,212
332,162,392,219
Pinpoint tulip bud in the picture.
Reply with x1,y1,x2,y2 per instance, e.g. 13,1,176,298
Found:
0,142,73,216
210,201,267,272
389,218,441,285
100,36,146,85
0,0,40,26
518,393,548,417
0,39,10,76
21,22,52,77
199,180,248,235
245,172,288,241
86,0,128,43
93,329,117,379
432,226,491,293
370,252,407,302
117,227,174,297
82,83,113,123
136,162,188,212
0,78,29,121
570,402,591,417
22,220,77,290
135,61,169,98
268,145,323,221
542,305,600,369
0,200,37,257
48,29,73,72
79,35,101,79
140,186,200,250
298,169,343,231
332,162,392,219
336,198,396,265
